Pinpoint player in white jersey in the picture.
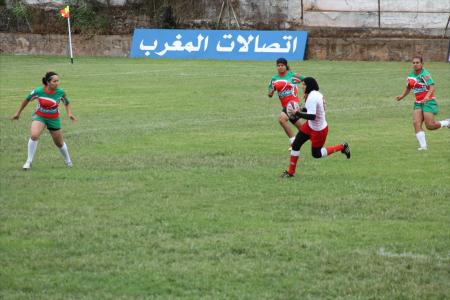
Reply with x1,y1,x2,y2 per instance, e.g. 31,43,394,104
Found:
281,77,351,177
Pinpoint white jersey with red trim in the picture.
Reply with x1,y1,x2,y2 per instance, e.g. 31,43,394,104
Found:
305,90,327,131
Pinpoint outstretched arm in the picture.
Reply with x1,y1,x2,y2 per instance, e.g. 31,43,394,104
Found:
11,100,29,120
396,86,411,101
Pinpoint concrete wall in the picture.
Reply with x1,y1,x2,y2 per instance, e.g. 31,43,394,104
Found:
238,0,450,29
14,1,450,29
1,31,448,61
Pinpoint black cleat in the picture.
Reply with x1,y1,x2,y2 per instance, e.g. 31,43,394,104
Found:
280,170,295,178
341,142,351,159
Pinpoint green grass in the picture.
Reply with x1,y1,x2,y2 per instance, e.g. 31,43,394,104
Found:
0,55,449,299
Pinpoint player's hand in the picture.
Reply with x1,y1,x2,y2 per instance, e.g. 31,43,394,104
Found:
11,114,20,121
422,96,430,102
268,91,274,97
395,95,402,101
69,115,77,123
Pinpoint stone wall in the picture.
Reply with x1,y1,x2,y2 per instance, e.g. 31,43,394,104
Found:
0,32,131,57
1,30,448,61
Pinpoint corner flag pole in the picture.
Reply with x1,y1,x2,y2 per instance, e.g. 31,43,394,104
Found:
60,6,73,64
67,16,74,64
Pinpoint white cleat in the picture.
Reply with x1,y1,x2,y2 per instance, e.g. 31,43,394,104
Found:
22,161,32,170
65,161,73,167
445,118,450,128
417,147,428,151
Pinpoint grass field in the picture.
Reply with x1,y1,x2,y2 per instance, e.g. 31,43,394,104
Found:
0,55,449,299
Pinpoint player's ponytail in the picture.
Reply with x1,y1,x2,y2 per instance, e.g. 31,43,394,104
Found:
42,72,58,85
303,77,319,95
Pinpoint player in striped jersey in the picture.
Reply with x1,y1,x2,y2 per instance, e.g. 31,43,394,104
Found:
395,56,449,150
268,58,305,149
281,77,350,178
11,72,77,170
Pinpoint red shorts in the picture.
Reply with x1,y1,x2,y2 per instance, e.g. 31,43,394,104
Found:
300,122,328,148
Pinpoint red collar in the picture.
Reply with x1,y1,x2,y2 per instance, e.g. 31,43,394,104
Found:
413,68,423,75
44,85,56,94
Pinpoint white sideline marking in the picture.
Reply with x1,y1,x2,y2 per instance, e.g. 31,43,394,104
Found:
378,247,449,261
65,103,403,135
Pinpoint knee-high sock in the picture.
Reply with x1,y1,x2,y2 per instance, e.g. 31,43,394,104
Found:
323,144,345,157
288,150,300,175
58,143,72,163
27,138,38,163
415,131,427,148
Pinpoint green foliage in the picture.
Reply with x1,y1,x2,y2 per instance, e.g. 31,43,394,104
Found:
0,55,449,299
64,0,111,34
9,0,28,21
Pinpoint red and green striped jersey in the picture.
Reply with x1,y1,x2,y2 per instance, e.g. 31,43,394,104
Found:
25,86,70,119
406,68,435,103
268,71,304,108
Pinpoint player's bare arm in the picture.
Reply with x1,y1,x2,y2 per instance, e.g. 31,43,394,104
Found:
396,86,411,101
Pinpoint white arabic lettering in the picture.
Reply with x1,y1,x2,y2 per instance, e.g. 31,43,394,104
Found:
154,34,207,56
216,34,235,52
254,35,295,53
236,34,254,52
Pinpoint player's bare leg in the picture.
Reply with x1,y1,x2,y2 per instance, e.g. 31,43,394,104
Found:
23,121,46,170
423,112,450,130
279,112,295,149
50,129,73,167
413,109,427,150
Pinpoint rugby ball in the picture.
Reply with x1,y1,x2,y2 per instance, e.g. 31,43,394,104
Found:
286,101,299,118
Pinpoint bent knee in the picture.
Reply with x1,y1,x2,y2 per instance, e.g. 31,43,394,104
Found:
311,150,322,158
54,140,64,148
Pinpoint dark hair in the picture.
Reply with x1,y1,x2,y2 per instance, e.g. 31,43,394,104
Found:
276,57,289,70
303,77,319,94
412,56,423,63
42,72,58,85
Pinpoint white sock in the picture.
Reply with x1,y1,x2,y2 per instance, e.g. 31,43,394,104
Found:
59,143,72,163
415,131,427,148
320,147,328,157
439,120,449,128
290,150,300,156
289,137,295,145
27,138,38,163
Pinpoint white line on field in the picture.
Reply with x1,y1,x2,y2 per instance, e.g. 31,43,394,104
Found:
63,103,403,135
378,247,449,261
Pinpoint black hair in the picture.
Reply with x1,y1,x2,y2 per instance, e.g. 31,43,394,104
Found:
276,57,289,70
303,77,319,94
412,55,423,63
42,72,58,85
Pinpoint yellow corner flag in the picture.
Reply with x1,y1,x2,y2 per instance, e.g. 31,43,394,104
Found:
59,6,70,18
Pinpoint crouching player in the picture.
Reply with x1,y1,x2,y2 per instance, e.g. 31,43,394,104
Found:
11,72,76,170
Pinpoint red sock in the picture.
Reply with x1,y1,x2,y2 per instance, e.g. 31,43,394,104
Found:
326,144,344,155
288,155,299,175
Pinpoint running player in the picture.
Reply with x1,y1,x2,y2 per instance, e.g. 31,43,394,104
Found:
268,58,305,149
395,56,449,150
11,72,77,170
281,77,350,178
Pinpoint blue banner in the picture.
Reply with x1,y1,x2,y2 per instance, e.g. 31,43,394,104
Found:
130,29,308,60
